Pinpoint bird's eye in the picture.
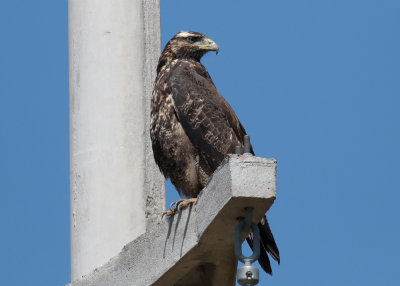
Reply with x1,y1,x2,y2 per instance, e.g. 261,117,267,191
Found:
188,36,200,42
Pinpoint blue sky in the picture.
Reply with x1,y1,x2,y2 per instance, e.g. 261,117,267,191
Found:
1,0,399,285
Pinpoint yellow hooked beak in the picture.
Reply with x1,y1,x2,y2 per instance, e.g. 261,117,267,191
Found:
197,37,219,54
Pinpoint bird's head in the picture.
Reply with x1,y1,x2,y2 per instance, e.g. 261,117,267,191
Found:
157,31,219,73
168,31,219,57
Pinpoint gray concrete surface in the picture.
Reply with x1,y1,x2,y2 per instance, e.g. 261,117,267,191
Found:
69,0,164,280
141,0,166,230
68,155,277,286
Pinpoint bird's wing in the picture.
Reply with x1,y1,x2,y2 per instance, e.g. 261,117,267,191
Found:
167,60,247,171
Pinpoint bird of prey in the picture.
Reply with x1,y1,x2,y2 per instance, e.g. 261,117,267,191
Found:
150,31,280,275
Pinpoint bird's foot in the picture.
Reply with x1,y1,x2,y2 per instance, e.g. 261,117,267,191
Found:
170,199,186,208
161,198,197,219
161,208,177,219
176,198,197,211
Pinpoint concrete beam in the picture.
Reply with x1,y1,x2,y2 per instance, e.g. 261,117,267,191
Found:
68,155,277,286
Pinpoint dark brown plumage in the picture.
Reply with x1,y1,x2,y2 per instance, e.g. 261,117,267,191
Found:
150,31,280,275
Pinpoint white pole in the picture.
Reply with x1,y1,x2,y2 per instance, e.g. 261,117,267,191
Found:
68,0,163,281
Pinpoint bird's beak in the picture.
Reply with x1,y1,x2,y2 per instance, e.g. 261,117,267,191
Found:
198,37,219,54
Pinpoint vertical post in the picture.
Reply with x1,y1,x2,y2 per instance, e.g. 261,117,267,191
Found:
142,0,165,230
69,0,164,281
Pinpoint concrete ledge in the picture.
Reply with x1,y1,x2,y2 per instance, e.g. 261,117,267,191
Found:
68,155,277,286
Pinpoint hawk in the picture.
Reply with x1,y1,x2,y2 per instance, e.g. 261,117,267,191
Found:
150,31,280,275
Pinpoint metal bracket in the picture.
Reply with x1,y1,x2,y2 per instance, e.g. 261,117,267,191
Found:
234,207,260,285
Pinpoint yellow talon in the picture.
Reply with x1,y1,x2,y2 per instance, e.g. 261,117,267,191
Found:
177,198,197,211
170,199,185,208
162,198,198,219
161,208,176,219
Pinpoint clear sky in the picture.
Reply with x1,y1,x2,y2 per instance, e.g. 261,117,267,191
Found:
1,1,399,285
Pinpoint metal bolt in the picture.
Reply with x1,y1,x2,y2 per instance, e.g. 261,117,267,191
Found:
235,145,243,154
243,135,251,154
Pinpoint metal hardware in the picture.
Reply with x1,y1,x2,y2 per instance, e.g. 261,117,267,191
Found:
235,145,243,154
234,207,260,285
237,264,259,286
235,135,252,156
243,135,251,154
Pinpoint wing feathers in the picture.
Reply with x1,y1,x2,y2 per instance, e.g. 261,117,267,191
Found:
169,60,246,171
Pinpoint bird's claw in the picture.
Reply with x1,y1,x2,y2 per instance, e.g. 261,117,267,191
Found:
169,199,185,208
161,208,176,219
177,198,197,211
162,198,198,219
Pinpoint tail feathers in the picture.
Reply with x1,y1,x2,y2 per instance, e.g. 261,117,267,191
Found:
258,216,280,264
246,215,280,276
246,236,273,275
